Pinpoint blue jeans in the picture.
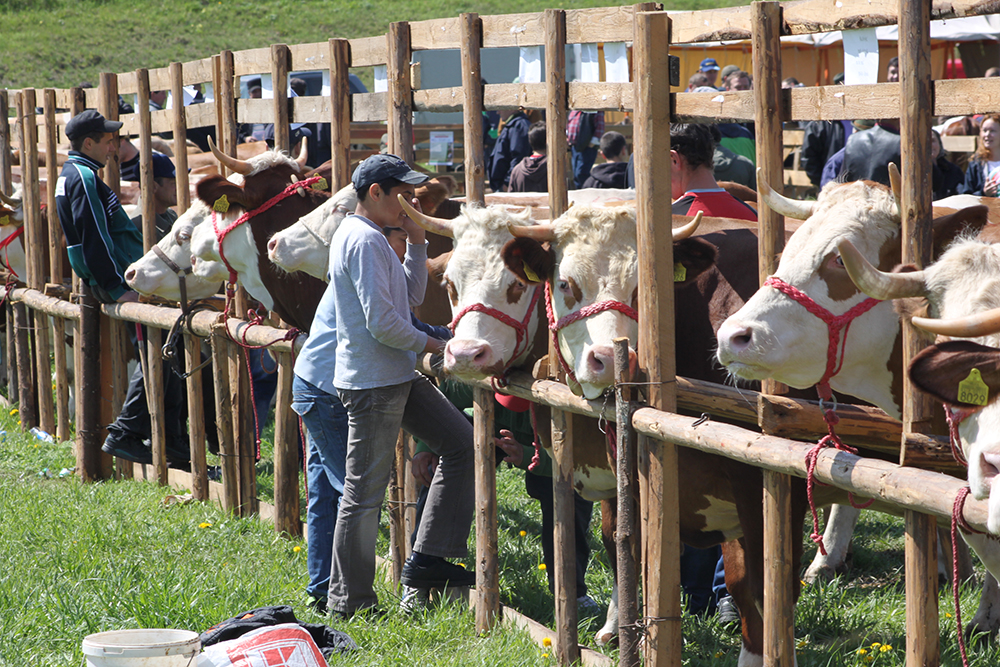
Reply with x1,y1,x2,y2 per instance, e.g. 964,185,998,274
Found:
329,374,474,614
571,145,599,189
291,375,349,600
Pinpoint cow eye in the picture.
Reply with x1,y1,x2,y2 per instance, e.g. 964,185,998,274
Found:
834,254,845,268
557,280,570,293
178,230,191,243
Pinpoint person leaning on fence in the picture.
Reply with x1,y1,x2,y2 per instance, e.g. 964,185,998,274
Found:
327,154,475,617
507,121,548,193
582,131,629,189
567,110,604,189
488,107,532,193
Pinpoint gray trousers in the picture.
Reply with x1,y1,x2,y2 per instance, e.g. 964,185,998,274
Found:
328,373,474,614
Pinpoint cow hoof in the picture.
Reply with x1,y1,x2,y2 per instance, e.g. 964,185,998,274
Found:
802,562,846,585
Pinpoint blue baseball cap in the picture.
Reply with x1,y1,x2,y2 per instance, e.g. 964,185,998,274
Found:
351,153,428,192
151,153,176,179
700,58,721,72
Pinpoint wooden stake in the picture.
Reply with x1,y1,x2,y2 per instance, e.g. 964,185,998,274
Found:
271,44,291,154
211,331,238,512
551,406,578,665
0,90,11,197
633,9,681,667
473,385,500,633
389,429,407,587
387,22,414,164
185,333,208,501
97,73,121,450
169,62,191,213
13,93,37,431
614,337,640,667
77,288,104,481
273,350,300,536
329,38,352,190
545,9,569,215
461,13,486,204
219,51,238,174
6,303,17,405
108,317,131,479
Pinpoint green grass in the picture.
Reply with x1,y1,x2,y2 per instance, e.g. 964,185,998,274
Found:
7,400,1000,666
0,0,753,90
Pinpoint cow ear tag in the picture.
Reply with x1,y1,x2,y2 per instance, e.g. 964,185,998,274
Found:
958,368,989,406
674,262,687,282
213,195,230,213
312,177,328,191
522,261,540,283
0,216,8,226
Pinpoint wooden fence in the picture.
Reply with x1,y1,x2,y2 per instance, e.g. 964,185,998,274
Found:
3,0,1000,665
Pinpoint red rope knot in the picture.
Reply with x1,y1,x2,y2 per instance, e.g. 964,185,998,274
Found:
945,405,976,467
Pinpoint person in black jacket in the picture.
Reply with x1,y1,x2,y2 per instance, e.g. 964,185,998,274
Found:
508,121,548,193
488,109,531,192
931,129,964,200
582,131,629,189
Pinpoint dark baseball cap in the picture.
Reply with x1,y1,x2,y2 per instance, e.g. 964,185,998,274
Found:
700,58,720,72
65,109,122,141
351,153,428,192
152,153,176,179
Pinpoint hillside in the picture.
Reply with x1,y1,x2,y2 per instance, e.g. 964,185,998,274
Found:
0,0,748,89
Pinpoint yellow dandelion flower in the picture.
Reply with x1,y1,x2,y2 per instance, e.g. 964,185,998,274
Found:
715,651,724,658
864,656,874,664
946,612,953,618
880,645,892,653
542,637,552,648
198,522,212,529
870,642,881,649
856,648,867,656
538,563,547,571
520,530,527,537
541,654,549,659
293,545,302,553
9,408,17,416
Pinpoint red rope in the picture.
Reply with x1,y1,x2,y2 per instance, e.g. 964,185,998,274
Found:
449,284,541,379
952,487,978,667
0,226,23,281
528,402,542,472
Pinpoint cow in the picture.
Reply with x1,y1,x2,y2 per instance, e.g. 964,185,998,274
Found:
835,235,1000,595
715,170,1000,635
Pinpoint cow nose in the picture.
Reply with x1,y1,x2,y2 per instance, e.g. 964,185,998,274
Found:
124,267,136,284
267,237,279,254
586,344,616,377
445,339,493,370
721,322,754,353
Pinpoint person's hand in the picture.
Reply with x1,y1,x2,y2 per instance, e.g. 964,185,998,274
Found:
412,451,438,487
117,290,140,303
398,195,427,244
422,336,446,356
987,175,999,197
495,429,524,467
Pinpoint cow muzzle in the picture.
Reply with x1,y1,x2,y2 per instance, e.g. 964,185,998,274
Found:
444,339,499,378
969,448,1000,534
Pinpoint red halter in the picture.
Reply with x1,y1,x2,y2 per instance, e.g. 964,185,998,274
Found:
0,225,24,279
545,280,638,386
763,275,883,554
448,284,542,380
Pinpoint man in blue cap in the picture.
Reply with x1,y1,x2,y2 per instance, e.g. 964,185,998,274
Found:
126,153,179,239
700,57,721,88
325,153,475,617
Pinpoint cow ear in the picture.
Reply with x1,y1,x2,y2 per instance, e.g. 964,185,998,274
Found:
673,237,717,287
909,340,1000,408
931,204,988,256
426,250,452,284
503,237,554,285
196,176,250,212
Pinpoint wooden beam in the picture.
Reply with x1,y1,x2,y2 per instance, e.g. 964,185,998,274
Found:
329,38,352,191
545,9,569,214
474,385,500,633
460,13,486,204
387,22,414,164
271,44,291,154
614,337,640,667
273,351,300,536
169,62,191,213
184,333,209,501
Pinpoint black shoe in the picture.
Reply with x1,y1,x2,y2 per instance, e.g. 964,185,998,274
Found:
306,594,328,615
102,434,152,465
717,595,740,627
400,555,476,589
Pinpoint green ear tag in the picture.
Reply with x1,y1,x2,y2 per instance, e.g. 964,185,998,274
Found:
312,177,329,191
522,261,540,283
0,216,8,226
213,195,230,213
674,263,687,282
958,368,989,406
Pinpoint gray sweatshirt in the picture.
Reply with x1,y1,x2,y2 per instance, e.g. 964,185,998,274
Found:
331,214,429,390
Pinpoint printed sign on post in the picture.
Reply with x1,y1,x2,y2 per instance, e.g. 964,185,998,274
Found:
842,28,880,85
429,131,454,166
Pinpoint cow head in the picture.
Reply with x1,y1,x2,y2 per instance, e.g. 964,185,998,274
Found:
125,200,224,301
842,237,1000,531
265,184,358,279
400,196,542,379
717,174,909,416
501,206,706,399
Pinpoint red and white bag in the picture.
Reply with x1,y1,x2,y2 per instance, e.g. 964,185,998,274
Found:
198,623,326,667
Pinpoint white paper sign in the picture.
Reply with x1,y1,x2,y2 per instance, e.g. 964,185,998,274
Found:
429,131,454,165
579,44,600,83
519,46,542,84
165,85,199,110
373,65,388,93
842,28,880,85
604,42,630,83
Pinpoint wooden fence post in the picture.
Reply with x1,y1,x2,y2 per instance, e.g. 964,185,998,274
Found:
185,334,209,501
273,350,300,536
14,91,38,431
474,385,499,632
633,9,682,667
387,22,414,164
461,13,485,204
329,38,352,190
271,44,291,154
615,337,641,667
211,330,239,512
169,62,191,212
0,90,15,405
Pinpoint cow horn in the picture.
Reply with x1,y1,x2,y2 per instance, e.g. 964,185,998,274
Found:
295,140,308,169
397,194,453,238
888,162,902,216
910,307,1000,338
508,222,556,242
836,239,927,300
0,190,19,208
673,211,702,241
208,136,253,175
757,168,816,220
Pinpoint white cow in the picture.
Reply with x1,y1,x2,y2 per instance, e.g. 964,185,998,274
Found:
266,184,358,280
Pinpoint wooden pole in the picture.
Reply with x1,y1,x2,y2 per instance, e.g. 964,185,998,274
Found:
211,331,238,512
108,313,131,479
77,288,105,481
219,51,238,173
389,430,408,587
169,62,191,213
273,351,300,536
6,304,16,405
0,90,14,405
13,92,37,431
185,333,208,500
461,13,485,204
545,8,569,216
212,55,225,179
387,22,414,164
633,10,681,667
138,68,169,484
899,0,939,664
69,87,85,301
473,385,500,632
614,337,640,667
271,44,291,154
229,339,257,516
329,38,352,190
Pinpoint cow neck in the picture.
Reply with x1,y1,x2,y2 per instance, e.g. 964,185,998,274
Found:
763,275,883,557
544,280,638,387
450,283,542,383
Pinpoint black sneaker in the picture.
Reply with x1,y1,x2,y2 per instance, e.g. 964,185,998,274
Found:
102,434,152,465
717,595,740,627
400,555,476,589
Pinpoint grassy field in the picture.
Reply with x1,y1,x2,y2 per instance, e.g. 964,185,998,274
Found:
6,401,1000,666
0,0,755,90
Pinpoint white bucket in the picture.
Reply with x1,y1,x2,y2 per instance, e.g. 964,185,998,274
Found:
82,629,201,667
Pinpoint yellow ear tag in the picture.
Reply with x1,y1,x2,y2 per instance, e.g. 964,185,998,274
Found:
522,261,539,283
0,216,8,226
311,177,328,191
958,368,989,406
213,195,230,213
674,263,687,282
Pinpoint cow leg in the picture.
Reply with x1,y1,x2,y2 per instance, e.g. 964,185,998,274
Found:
802,504,860,584
959,533,1000,638
721,538,765,667
595,498,619,646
